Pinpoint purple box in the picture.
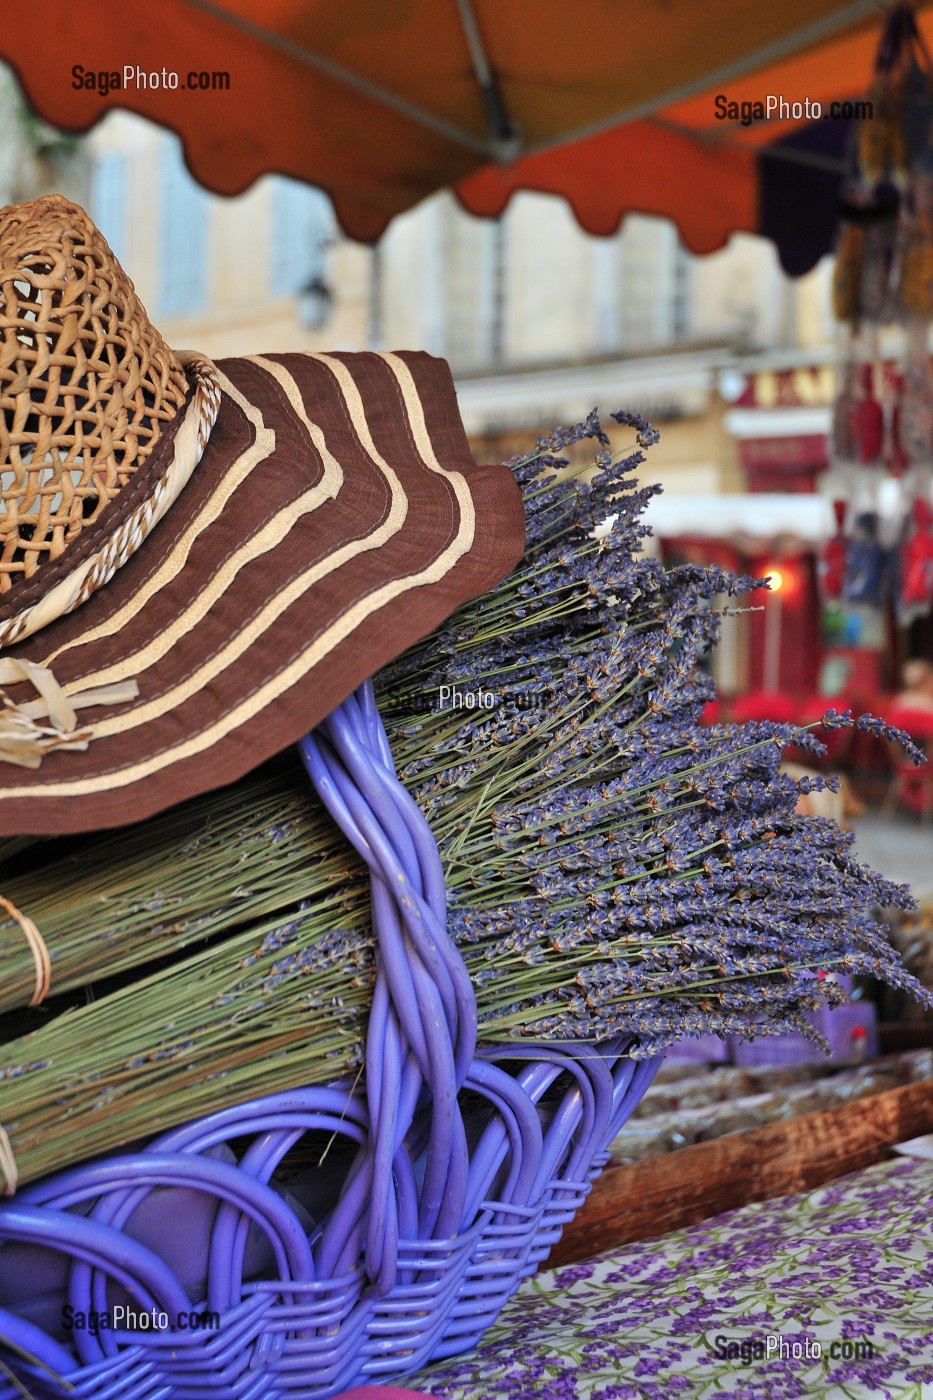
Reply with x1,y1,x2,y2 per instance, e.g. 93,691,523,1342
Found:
812,1001,878,1060
730,1032,825,1069
664,1035,730,1065
731,999,877,1068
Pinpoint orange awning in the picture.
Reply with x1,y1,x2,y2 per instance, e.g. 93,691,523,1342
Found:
2,1,931,265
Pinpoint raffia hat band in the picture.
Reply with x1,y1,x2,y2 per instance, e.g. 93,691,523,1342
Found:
0,353,222,652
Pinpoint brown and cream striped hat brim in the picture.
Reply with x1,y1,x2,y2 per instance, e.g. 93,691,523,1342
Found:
0,348,525,834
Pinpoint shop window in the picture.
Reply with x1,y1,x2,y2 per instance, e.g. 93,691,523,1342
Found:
441,207,502,370
618,218,690,349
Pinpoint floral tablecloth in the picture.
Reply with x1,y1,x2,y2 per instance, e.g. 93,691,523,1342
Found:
412,1156,933,1399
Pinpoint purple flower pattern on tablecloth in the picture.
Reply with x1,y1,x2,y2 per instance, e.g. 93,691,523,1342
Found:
412,1157,933,1399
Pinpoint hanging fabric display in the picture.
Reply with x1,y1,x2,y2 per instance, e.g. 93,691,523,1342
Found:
829,2,933,626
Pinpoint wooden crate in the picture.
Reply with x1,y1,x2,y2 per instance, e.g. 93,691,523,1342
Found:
554,1078,933,1265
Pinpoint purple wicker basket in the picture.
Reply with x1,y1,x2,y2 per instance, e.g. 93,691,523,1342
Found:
0,683,660,1398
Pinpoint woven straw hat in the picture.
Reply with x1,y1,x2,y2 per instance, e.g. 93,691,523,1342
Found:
0,196,524,835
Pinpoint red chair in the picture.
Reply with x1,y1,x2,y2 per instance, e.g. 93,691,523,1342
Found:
730,691,799,725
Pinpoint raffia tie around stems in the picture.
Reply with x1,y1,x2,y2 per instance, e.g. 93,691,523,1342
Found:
0,895,50,1005
0,1126,17,1196
0,657,138,768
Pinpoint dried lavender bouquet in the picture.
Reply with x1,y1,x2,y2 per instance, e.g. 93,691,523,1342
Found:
0,411,926,1184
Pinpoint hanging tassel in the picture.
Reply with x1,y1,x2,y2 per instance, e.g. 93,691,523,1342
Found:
820,500,849,602
833,224,865,323
852,363,885,464
899,211,933,316
899,496,933,620
888,371,910,474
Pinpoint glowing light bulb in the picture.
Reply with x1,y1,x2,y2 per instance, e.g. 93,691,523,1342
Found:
767,569,784,593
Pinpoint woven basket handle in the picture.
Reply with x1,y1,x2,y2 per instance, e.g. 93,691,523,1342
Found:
301,682,476,1292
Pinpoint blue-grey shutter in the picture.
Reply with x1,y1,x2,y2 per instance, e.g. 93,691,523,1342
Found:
157,140,208,318
90,153,129,266
270,178,333,297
